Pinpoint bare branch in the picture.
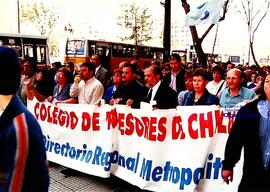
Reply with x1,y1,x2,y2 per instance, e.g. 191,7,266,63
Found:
252,1,270,40
252,0,268,20
240,0,249,23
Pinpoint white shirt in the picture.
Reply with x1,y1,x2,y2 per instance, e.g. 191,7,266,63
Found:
70,77,104,104
149,81,161,105
206,79,226,98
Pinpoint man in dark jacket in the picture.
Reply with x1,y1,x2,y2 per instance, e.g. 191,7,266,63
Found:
0,46,49,191
222,75,270,192
162,53,186,94
111,63,147,108
144,65,178,109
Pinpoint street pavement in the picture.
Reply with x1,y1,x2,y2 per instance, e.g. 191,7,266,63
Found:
49,164,151,192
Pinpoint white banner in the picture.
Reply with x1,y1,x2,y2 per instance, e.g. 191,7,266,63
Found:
27,99,243,191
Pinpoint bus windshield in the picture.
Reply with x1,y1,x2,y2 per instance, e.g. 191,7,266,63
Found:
67,40,85,55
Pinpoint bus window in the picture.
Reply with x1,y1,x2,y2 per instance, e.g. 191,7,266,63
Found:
24,45,34,58
0,40,3,46
36,45,46,63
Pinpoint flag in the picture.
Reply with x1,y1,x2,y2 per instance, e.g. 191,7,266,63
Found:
185,0,224,26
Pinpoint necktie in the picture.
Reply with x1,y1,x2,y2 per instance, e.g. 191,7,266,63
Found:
146,88,152,102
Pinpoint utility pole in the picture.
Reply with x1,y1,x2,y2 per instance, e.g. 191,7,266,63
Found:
163,0,171,62
17,0,20,33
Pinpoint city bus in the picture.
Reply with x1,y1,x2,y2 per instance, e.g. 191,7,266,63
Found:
64,38,164,73
0,33,49,69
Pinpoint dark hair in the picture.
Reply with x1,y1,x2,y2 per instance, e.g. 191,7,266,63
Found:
192,67,208,80
123,63,137,74
258,75,270,100
170,53,181,62
152,66,163,79
212,65,225,78
113,68,123,76
81,62,96,74
66,61,75,68
24,57,37,71
184,71,193,80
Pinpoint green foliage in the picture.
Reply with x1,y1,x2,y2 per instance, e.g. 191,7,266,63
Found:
20,0,58,35
117,3,153,47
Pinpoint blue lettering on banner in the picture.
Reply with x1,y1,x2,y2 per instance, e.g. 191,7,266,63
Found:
43,135,140,172
139,153,222,190
43,135,222,190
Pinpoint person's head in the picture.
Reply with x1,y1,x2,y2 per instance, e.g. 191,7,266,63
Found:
22,58,36,76
90,54,101,68
122,63,137,84
226,62,235,72
192,68,208,94
169,53,182,73
52,61,62,70
161,63,171,77
119,61,129,69
112,69,123,86
36,70,46,82
144,66,162,88
212,65,225,83
66,61,75,72
151,60,161,67
259,74,270,100
56,67,71,85
0,46,21,95
256,71,266,84
184,71,193,91
225,68,244,91
250,72,258,83
79,62,96,81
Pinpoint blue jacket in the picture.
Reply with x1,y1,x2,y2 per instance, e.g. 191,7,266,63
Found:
183,89,219,106
0,96,49,192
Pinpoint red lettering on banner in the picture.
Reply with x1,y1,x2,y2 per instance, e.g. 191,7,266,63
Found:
118,113,125,135
34,102,79,129
135,116,144,137
157,117,167,142
188,113,198,139
227,111,236,134
199,112,214,138
106,109,118,129
92,113,100,131
81,112,100,131
172,116,185,140
125,113,134,135
81,112,91,131
215,110,227,133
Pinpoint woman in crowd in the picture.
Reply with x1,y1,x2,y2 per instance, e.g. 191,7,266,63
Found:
47,67,72,102
178,71,193,105
26,70,52,102
206,64,226,98
222,73,270,191
103,69,123,104
183,67,219,106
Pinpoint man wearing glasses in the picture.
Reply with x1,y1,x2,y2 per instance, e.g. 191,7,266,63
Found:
220,68,256,108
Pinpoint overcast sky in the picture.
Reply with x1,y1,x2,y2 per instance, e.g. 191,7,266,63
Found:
0,0,269,62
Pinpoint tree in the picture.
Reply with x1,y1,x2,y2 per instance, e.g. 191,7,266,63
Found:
181,0,231,68
20,0,58,36
238,0,270,67
117,3,153,53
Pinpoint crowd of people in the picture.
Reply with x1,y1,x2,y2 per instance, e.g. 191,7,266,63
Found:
17,52,268,111
2,45,270,191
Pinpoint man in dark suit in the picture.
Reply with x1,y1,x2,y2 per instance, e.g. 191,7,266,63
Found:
144,65,178,109
163,53,186,94
111,63,147,108
90,54,110,88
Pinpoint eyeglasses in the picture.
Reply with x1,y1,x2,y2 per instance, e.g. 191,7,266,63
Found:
225,77,240,81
